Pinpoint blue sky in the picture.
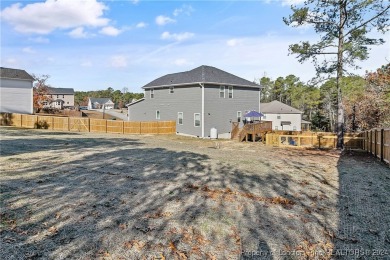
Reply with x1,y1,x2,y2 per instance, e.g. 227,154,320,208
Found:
1,0,389,92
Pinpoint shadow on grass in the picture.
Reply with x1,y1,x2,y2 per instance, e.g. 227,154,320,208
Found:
334,150,390,258
2,128,388,259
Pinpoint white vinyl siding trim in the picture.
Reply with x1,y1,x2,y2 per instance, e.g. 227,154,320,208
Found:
194,113,200,127
156,110,160,119
219,86,225,98
178,112,183,125
150,88,154,98
228,86,233,98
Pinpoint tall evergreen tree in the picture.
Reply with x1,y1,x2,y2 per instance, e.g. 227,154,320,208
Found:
284,0,389,149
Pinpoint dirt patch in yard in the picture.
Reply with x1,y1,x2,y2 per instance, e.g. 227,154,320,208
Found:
0,127,389,259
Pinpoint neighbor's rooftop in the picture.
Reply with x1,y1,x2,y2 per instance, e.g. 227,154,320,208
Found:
0,67,34,81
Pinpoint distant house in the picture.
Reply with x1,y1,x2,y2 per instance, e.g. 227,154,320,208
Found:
0,67,34,114
88,98,114,110
260,100,303,131
128,65,262,138
45,87,75,109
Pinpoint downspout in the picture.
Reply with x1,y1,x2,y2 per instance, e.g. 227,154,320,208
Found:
199,83,205,138
258,87,261,117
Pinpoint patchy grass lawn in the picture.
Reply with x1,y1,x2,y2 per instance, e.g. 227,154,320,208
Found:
0,127,389,259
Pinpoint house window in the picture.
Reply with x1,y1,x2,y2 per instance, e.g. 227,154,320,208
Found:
150,89,154,99
194,113,201,127
63,95,64,98
57,95,59,98
219,86,225,98
275,126,278,130
237,111,242,122
277,114,281,119
156,110,160,120
228,86,233,98
169,87,174,94
178,112,183,125
67,102,69,104
293,126,297,131
50,95,52,98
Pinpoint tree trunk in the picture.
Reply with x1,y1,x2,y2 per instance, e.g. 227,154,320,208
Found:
336,1,346,150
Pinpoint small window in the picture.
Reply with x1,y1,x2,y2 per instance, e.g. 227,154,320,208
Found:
293,126,297,131
150,89,154,99
156,110,160,119
237,111,242,122
57,95,59,98
275,126,278,130
169,87,174,94
178,112,183,125
277,114,281,119
67,102,69,104
194,113,201,127
63,95,64,98
219,86,225,98
228,86,233,98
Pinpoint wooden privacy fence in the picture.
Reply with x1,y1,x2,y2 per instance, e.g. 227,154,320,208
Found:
362,128,390,165
266,129,390,165
0,113,176,135
266,132,365,149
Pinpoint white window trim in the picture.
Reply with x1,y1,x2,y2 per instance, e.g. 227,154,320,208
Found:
219,86,225,98
156,110,160,119
194,113,201,127
237,111,242,122
178,112,183,125
169,87,174,94
150,88,154,99
228,86,233,98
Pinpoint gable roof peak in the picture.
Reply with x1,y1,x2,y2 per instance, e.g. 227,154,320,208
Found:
142,65,260,89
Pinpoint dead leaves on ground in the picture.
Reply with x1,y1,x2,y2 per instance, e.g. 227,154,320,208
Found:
186,184,295,208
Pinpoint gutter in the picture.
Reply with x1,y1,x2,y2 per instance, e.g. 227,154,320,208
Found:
199,83,205,138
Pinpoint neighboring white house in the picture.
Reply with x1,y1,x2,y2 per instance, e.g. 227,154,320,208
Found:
0,67,34,114
44,87,75,109
261,100,303,131
87,98,114,110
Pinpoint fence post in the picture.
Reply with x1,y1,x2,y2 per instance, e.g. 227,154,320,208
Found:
52,116,54,130
68,117,70,131
381,128,384,162
122,121,124,134
374,129,377,158
88,118,90,132
139,122,142,134
105,119,107,133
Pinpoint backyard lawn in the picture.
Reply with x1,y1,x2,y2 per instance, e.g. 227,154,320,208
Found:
1,127,389,259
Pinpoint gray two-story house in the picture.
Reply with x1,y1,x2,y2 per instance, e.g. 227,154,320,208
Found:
45,87,75,109
128,65,262,138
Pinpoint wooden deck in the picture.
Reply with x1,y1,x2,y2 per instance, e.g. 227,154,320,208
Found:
231,121,272,142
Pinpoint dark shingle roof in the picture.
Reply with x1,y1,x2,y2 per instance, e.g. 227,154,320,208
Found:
142,65,260,89
0,67,34,81
261,100,303,114
47,87,74,95
89,98,114,104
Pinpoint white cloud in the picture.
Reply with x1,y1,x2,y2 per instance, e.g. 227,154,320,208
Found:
81,60,93,67
22,47,36,54
161,32,194,42
69,27,89,38
99,26,121,36
131,0,140,4
0,0,109,34
174,58,193,66
110,55,127,68
136,22,147,28
281,0,306,6
173,5,194,17
28,36,50,43
155,15,176,26
226,39,242,47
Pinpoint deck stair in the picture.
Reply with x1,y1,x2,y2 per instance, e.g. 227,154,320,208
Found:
231,121,272,142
